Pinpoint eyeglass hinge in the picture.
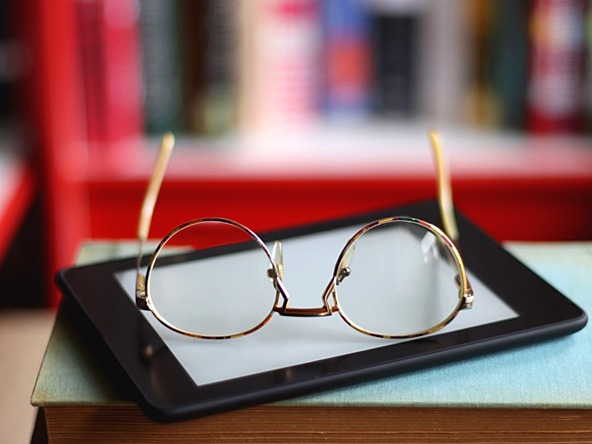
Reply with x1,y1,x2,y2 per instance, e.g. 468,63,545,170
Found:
136,274,149,310
462,286,474,310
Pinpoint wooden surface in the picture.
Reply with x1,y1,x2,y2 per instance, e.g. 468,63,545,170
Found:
0,310,55,444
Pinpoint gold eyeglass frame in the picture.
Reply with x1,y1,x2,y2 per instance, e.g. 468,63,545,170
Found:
135,131,474,340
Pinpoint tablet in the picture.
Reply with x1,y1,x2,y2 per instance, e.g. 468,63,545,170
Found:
56,200,587,421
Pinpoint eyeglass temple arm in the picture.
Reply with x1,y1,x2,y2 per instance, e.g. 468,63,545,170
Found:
429,131,473,305
429,130,459,243
136,133,175,304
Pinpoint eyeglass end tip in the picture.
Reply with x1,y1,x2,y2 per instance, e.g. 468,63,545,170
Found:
162,132,175,150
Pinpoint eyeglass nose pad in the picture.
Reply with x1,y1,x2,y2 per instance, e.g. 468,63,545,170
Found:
335,242,356,285
266,240,291,307
271,240,284,280
336,266,351,285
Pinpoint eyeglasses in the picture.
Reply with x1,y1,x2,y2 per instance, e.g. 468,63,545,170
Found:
135,131,473,340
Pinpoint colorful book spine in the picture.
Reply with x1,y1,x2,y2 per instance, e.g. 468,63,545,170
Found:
461,0,499,127
527,0,587,134
76,0,105,145
320,0,371,119
367,1,427,117
139,0,183,135
76,0,143,164
196,0,238,137
237,0,321,135
488,0,529,130
419,0,471,125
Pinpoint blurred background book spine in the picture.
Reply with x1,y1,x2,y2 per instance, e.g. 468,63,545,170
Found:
199,0,238,137
419,0,470,126
527,0,587,134
320,0,371,119
76,0,143,165
367,0,426,118
138,0,184,135
236,0,321,134
73,0,592,143
489,0,529,130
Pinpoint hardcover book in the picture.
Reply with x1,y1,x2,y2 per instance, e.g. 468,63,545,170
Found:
32,241,592,442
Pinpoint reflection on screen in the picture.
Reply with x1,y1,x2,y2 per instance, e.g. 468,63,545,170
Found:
116,225,518,386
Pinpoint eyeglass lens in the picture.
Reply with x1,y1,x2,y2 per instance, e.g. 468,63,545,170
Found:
148,220,278,338
335,220,463,337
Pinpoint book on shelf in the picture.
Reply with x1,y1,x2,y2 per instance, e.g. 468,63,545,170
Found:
75,0,144,165
367,0,427,118
320,0,371,119
487,0,529,130
462,0,499,127
190,0,237,137
236,0,321,134
138,0,184,135
31,241,592,442
527,0,587,134
419,0,471,125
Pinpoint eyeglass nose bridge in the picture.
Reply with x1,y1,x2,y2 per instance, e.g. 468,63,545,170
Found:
272,276,337,317
273,284,339,317
268,246,339,318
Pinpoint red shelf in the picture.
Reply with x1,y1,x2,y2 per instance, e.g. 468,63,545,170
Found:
85,137,592,243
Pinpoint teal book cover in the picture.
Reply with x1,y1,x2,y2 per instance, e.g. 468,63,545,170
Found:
33,242,592,410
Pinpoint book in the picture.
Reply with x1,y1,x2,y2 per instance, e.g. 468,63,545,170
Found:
488,0,529,130
75,0,144,165
367,0,428,117
138,0,184,135
76,0,105,145
320,0,371,119
202,0,238,137
527,0,587,134
462,0,500,127
236,0,321,135
31,241,592,442
418,0,471,125
185,0,238,137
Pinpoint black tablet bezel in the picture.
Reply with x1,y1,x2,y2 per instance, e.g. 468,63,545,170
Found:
56,200,588,421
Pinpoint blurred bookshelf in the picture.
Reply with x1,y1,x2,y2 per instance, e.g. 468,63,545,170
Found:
7,0,592,305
